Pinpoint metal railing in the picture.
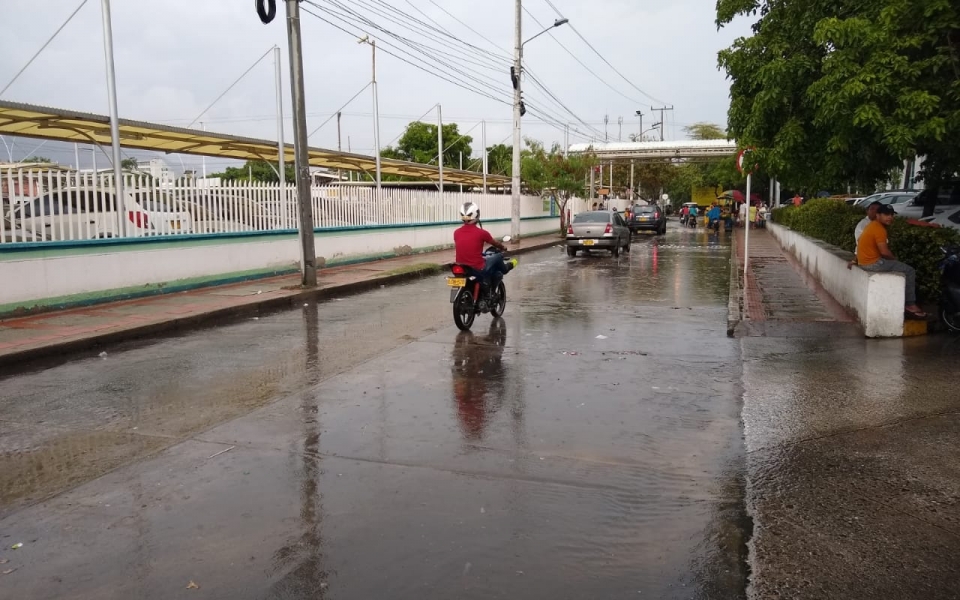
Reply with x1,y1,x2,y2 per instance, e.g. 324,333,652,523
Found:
1,168,523,245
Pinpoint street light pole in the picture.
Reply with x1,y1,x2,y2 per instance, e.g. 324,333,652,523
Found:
359,36,382,190
481,119,488,193
511,8,570,241
511,0,522,242
285,0,317,287
437,104,443,198
273,45,287,228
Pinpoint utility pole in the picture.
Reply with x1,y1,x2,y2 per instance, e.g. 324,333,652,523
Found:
564,123,569,157
201,122,207,179
285,0,317,286
510,0,522,242
336,111,342,181
635,110,643,140
630,160,635,201
481,119,488,193
650,105,674,142
100,0,125,236
437,104,443,198
618,116,623,142
604,114,609,142
274,45,287,228
359,36,381,189
74,143,80,171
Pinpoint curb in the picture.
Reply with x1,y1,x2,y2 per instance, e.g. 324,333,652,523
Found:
0,238,561,369
727,232,742,337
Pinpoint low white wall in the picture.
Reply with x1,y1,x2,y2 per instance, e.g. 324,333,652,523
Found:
0,217,558,309
767,222,905,337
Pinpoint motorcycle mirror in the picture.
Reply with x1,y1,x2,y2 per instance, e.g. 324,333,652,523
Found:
502,235,512,243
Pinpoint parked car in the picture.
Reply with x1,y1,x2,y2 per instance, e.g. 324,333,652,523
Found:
894,185,959,219
627,203,667,235
918,207,960,231
566,210,631,257
7,188,193,241
854,191,917,208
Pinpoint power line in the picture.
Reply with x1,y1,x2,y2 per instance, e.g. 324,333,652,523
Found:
1,0,90,98
541,0,668,105
425,0,512,61
307,82,371,139
188,46,275,128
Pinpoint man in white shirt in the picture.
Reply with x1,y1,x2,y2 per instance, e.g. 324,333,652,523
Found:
855,201,882,243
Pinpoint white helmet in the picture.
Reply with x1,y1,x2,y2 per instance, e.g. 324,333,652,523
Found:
459,202,480,223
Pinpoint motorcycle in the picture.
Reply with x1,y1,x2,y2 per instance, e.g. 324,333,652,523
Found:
448,236,517,331
689,215,698,229
939,245,960,332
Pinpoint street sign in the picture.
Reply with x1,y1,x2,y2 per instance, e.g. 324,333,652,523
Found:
661,193,669,202
737,147,758,175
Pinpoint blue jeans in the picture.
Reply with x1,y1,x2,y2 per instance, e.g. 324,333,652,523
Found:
472,253,509,285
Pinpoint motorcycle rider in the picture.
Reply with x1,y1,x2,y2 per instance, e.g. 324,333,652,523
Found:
454,202,512,286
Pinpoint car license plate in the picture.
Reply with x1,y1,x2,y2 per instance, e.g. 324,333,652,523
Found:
582,239,596,246
640,216,650,221
447,277,466,287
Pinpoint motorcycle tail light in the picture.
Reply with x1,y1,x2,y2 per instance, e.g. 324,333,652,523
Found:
451,265,466,275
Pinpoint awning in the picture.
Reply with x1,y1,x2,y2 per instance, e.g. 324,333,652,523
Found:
0,100,506,186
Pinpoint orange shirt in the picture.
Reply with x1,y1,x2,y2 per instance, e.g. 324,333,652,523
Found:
857,220,888,266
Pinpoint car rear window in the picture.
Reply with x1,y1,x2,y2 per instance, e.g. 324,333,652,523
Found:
634,206,655,214
573,212,610,223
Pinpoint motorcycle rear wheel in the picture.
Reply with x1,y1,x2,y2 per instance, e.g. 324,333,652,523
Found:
942,306,960,332
490,281,507,317
453,289,477,331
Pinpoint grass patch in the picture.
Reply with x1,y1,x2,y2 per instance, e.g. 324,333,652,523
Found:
377,262,443,278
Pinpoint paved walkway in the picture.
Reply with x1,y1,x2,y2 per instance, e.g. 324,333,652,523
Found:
0,234,561,367
734,226,857,336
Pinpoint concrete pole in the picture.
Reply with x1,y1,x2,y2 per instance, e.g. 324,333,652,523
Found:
459,151,463,193
744,172,752,279
564,124,569,157
274,46,287,228
510,0,522,241
589,166,595,202
371,40,382,190
74,143,80,171
201,122,206,179
285,0,317,286
630,160,635,201
336,111,342,181
437,104,443,198
481,119,488,193
100,0,125,236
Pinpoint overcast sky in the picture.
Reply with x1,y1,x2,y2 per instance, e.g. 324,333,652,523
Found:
0,0,753,174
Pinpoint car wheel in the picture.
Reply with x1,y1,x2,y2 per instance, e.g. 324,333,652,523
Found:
611,243,620,258
566,246,577,257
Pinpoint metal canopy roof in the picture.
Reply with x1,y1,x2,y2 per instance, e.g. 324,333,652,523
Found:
0,100,506,186
567,139,739,160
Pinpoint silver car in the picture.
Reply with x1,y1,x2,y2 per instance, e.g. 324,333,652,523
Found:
894,186,960,219
855,191,917,208
566,210,631,257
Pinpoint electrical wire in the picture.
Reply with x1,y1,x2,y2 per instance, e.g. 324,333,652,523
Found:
0,0,90,98
306,82,372,139
426,0,512,61
541,0,668,105
188,46,276,128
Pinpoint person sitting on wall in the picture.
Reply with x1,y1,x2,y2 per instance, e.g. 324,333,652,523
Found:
855,201,883,243
849,204,927,319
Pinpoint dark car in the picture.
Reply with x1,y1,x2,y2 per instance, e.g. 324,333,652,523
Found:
627,203,666,235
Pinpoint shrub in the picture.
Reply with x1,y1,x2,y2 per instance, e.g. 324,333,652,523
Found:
771,198,960,301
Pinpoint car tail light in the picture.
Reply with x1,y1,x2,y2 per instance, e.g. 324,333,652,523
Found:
451,264,466,275
604,223,612,234
567,225,574,234
127,211,149,228
655,212,661,219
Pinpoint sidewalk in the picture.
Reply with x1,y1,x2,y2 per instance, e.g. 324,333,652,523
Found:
0,234,561,367
733,226,858,336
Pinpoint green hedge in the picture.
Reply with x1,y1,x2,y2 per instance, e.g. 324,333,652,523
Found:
772,198,960,301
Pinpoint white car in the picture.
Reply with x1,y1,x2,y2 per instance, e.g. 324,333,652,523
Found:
894,186,960,219
854,191,917,208
918,207,960,232
6,188,192,242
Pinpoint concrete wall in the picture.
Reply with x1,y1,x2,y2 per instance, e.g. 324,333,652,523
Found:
0,216,558,313
767,222,905,337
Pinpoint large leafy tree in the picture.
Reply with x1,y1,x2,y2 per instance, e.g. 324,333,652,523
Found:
486,143,512,177
382,121,473,168
211,160,294,183
717,0,960,196
522,140,597,232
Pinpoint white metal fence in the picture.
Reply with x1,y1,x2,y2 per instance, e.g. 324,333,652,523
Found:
1,168,525,245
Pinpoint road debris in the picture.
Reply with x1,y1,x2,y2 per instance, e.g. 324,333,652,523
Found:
207,446,235,459
98,351,108,358
596,334,608,339
186,581,200,589
2,567,17,575
10,543,22,550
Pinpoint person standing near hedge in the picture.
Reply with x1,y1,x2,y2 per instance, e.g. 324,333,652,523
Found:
855,201,883,242
851,204,927,319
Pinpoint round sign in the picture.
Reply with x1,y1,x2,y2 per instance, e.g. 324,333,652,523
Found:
661,193,669,201
737,147,758,175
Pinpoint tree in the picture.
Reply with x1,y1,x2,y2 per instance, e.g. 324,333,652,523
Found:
683,122,727,141
486,144,512,177
211,160,294,183
23,156,53,164
717,0,960,196
520,140,597,232
384,121,473,168
120,157,139,171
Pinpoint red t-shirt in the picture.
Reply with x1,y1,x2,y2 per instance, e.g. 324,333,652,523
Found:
454,224,494,270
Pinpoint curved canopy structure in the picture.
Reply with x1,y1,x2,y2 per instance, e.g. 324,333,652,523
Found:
0,100,505,186
567,139,738,160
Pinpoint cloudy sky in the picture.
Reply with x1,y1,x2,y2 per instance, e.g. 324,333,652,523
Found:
0,0,753,174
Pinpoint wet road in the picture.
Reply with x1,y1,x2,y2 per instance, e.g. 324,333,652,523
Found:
0,225,748,599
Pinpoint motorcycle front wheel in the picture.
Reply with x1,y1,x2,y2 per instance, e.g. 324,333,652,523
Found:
453,288,477,331
490,281,507,318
